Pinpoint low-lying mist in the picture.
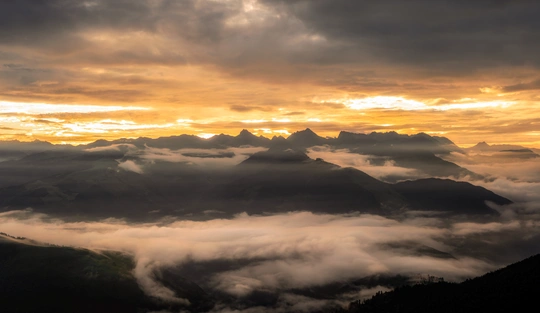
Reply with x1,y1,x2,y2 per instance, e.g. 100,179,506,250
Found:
2,207,539,311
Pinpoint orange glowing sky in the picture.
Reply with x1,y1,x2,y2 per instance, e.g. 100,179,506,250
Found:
1,0,540,147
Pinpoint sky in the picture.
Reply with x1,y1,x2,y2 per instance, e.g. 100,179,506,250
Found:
1,0,540,147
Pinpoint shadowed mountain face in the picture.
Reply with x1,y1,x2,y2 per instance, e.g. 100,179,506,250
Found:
0,233,213,313
345,254,540,313
0,140,59,162
394,178,512,215
0,150,214,220
0,146,510,220
223,149,504,216
217,149,403,215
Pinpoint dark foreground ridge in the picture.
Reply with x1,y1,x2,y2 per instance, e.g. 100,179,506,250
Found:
2,232,539,313
340,253,540,313
0,233,213,313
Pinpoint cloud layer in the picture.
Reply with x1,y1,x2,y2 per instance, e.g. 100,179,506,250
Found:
0,1,539,146
2,208,539,310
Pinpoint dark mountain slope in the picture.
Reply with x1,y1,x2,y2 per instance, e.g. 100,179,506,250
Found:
0,139,61,162
0,233,213,313
346,253,540,313
0,153,216,220
213,149,405,214
212,150,507,216
0,147,510,219
394,178,511,215
330,131,475,178
0,149,95,188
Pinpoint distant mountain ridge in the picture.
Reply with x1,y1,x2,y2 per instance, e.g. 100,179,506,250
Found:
465,141,540,158
0,129,480,179
0,129,461,151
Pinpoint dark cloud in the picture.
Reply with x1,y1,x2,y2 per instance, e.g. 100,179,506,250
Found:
282,111,305,116
230,104,271,112
0,0,154,44
3,1,536,72
0,0,539,94
261,0,540,72
502,79,540,92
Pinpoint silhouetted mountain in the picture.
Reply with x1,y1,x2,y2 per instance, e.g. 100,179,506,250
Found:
391,151,479,179
394,178,511,215
215,149,404,214
235,129,271,146
0,139,68,161
0,233,213,313
268,134,290,149
209,150,506,216
83,130,271,150
335,131,377,146
4,129,475,180
0,147,510,219
329,131,473,178
332,131,461,155
0,149,97,188
467,142,539,160
468,141,533,153
287,128,327,147
345,253,540,313
240,148,312,165
0,149,217,220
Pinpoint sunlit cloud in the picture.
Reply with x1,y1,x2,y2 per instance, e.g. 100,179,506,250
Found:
272,118,292,123
314,96,513,112
62,120,175,134
241,119,268,124
0,101,149,115
176,119,194,124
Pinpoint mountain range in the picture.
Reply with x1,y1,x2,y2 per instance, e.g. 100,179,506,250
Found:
0,129,515,220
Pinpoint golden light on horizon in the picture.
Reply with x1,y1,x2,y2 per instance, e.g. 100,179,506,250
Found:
0,95,539,148
0,101,149,115
0,1,539,149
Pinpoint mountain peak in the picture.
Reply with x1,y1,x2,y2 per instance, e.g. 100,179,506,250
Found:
289,128,322,139
291,128,318,136
474,141,491,149
237,129,254,137
232,129,270,146
287,128,326,147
